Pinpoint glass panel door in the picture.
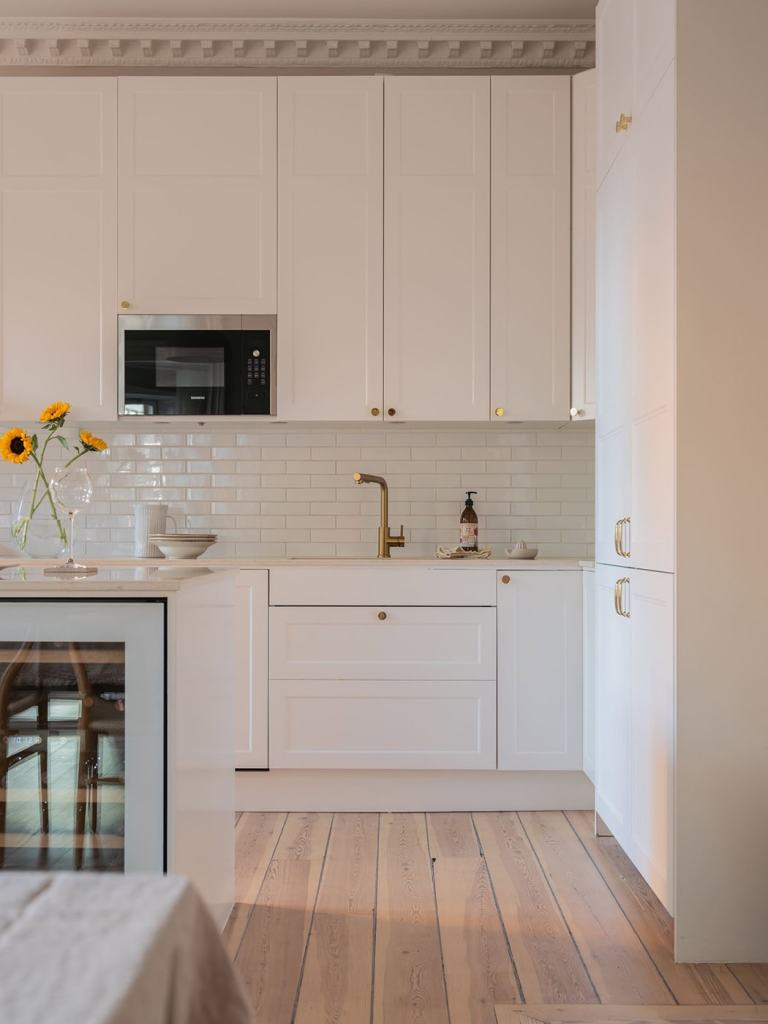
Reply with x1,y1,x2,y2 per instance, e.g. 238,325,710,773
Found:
0,602,164,873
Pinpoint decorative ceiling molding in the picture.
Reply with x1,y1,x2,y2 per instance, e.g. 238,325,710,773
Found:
0,17,595,69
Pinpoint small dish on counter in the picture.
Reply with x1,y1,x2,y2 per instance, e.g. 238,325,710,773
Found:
148,533,217,560
505,542,538,560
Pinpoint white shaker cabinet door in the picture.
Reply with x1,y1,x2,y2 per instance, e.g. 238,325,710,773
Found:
595,141,633,567
0,78,117,420
497,570,583,771
235,570,269,769
571,69,597,423
594,563,632,845
277,77,383,420
630,65,675,573
384,77,490,422
118,78,276,314
596,0,635,186
490,76,571,423
627,567,674,912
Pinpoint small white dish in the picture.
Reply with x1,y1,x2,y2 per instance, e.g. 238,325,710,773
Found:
505,543,538,560
149,534,217,560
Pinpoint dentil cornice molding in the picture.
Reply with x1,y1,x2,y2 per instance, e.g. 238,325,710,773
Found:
0,16,595,69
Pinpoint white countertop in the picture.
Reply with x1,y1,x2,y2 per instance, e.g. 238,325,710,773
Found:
0,564,238,593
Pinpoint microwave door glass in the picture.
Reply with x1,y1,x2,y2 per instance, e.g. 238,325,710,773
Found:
155,346,226,415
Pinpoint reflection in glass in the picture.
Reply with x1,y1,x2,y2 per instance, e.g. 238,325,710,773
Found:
0,641,125,871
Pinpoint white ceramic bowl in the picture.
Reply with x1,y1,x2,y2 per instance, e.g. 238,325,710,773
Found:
504,545,539,560
149,534,217,560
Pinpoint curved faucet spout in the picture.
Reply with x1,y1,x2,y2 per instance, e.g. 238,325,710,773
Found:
352,472,405,558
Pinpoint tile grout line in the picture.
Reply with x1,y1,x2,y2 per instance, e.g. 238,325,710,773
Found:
515,811,601,1004
424,811,453,1024
231,811,289,964
290,812,335,1024
369,812,381,1024
470,811,526,1005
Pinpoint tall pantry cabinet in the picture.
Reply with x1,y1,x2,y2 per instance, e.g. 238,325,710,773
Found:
596,0,768,961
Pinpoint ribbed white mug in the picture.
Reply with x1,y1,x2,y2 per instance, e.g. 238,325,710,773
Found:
132,502,176,558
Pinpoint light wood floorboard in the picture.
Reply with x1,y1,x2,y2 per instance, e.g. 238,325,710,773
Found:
427,812,522,1022
566,811,750,1006
229,811,768,1024
293,812,378,1024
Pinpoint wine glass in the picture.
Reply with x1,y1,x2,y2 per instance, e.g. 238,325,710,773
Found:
49,466,96,574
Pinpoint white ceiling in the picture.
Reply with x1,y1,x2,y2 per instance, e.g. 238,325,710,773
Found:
0,0,597,20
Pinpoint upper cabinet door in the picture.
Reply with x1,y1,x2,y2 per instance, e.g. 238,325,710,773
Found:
0,79,117,421
118,78,276,314
491,76,571,423
384,77,490,422
634,0,676,118
278,77,383,421
571,69,597,422
596,0,635,185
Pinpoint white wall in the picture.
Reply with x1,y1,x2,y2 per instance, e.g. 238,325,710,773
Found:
0,422,594,559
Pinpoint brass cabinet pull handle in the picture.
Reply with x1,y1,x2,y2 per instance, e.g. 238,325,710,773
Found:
377,610,387,620
387,408,396,417
500,574,510,584
370,407,380,417
622,516,631,558
120,300,131,310
614,579,621,615
615,577,630,617
614,520,622,557
494,407,505,418
615,517,631,558
615,112,633,132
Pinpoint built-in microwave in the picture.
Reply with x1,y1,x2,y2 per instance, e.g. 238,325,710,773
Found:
118,314,276,417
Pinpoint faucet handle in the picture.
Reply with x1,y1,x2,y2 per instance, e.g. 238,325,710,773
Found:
396,525,405,544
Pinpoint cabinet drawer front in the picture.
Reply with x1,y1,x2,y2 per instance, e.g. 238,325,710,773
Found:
270,606,496,680
269,679,496,769
268,567,495,606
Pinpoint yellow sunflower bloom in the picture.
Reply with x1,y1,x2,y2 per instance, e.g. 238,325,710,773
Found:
40,401,71,423
79,430,108,453
0,427,33,464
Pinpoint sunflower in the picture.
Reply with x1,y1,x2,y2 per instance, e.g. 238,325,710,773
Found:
40,401,70,423
0,428,33,464
79,430,108,453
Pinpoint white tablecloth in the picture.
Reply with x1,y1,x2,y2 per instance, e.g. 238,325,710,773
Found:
0,873,253,1024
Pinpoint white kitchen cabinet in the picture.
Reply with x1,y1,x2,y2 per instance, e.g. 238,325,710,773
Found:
384,77,490,422
594,564,632,841
571,69,597,422
629,64,675,574
235,570,269,770
497,570,582,771
633,0,676,119
0,78,117,421
596,0,634,186
490,77,571,423
277,77,383,421
268,565,496,607
270,606,495,681
595,564,673,912
269,678,496,770
595,139,633,567
118,78,276,315
582,566,596,784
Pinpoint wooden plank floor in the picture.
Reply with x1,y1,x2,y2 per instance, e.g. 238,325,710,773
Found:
230,812,768,1024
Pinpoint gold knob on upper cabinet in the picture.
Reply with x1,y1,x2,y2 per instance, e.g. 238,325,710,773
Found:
387,408,396,417
500,575,511,584
615,113,633,132
120,300,131,310
370,407,380,417
377,610,387,620
494,407,505,418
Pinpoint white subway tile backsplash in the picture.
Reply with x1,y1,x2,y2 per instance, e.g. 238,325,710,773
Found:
0,422,594,558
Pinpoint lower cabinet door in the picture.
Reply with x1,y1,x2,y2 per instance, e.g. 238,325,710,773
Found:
497,570,583,770
235,570,269,769
269,679,496,770
595,563,632,840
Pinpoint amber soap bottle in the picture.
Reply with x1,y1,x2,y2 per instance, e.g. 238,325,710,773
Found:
460,491,479,551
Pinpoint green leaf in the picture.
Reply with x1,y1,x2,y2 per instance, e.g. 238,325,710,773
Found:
54,435,70,449
30,435,38,452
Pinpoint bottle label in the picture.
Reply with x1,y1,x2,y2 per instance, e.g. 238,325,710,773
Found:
460,523,478,550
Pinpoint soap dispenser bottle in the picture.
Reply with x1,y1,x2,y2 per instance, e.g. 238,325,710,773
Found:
460,491,479,551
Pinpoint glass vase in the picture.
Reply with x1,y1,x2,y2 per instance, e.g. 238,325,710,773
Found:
12,474,68,558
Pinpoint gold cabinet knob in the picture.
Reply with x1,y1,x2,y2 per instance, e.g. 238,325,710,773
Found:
120,300,131,310
377,610,387,620
500,575,511,584
370,407,380,417
615,113,633,132
387,408,396,417
494,407,505,418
